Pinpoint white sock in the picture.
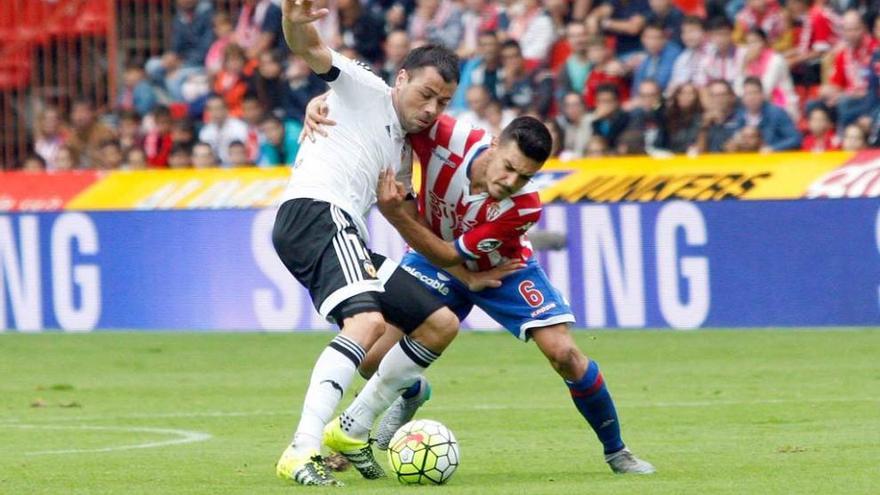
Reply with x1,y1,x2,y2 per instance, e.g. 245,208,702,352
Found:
292,334,365,455
340,336,439,441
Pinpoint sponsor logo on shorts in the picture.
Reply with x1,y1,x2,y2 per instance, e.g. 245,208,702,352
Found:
530,302,557,318
402,265,450,296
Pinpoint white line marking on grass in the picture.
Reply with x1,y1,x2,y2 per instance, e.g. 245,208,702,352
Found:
0,424,211,456
1,396,877,425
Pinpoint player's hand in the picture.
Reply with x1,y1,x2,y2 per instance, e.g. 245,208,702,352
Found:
282,0,329,25
377,168,408,219
299,93,335,143
466,259,526,292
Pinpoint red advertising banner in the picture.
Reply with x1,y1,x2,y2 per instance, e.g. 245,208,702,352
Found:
0,171,102,211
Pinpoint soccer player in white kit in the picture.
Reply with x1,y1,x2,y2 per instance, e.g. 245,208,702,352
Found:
272,0,476,486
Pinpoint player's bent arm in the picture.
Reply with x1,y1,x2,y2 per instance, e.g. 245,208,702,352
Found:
389,200,463,268
281,1,332,74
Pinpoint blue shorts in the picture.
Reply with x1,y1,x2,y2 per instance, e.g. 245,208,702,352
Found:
400,252,576,341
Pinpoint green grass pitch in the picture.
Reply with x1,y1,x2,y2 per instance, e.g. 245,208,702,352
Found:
1,329,878,494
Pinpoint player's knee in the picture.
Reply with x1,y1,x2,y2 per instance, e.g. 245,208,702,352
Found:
345,311,386,340
414,308,459,348
547,344,586,379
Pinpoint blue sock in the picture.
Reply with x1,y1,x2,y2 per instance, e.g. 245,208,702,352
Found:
401,379,421,399
566,360,625,455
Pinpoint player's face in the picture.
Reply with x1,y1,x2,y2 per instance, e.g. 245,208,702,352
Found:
484,140,542,200
396,67,456,133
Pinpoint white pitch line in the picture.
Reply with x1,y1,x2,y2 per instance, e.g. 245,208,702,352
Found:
0,424,211,456
1,396,877,424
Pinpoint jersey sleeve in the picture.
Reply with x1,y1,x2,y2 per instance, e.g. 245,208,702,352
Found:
454,194,543,260
318,49,389,102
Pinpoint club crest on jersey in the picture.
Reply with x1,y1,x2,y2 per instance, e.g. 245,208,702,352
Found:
486,203,502,222
476,238,502,253
363,260,378,278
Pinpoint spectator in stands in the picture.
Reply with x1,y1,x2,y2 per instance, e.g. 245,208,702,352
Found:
497,40,555,116
667,16,709,92
507,0,557,64
625,78,668,151
697,79,741,152
192,142,219,168
802,105,841,151
33,106,69,171
408,0,463,51
784,0,839,88
458,0,500,59
735,0,786,45
632,22,682,93
205,12,235,75
54,145,79,171
235,0,285,59
282,55,328,122
338,0,387,62
735,76,802,151
482,99,508,136
214,43,254,118
258,115,302,167
557,22,592,97
168,144,193,168
97,141,125,170
380,30,412,85
816,10,878,133
647,0,685,46
68,99,116,169
241,95,266,162
586,134,612,156
117,111,143,154
459,85,515,129
21,155,47,172
116,62,158,116
588,0,651,60
171,119,196,149
590,83,630,147
143,106,173,168
147,0,214,101
665,82,703,154
583,37,629,108
199,95,249,166
556,92,593,158
227,141,253,167
842,123,868,151
702,17,745,87
451,31,503,112
124,147,149,170
724,125,765,152
249,50,288,116
738,28,799,119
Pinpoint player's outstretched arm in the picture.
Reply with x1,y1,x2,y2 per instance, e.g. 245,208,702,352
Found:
377,169,462,267
281,0,332,74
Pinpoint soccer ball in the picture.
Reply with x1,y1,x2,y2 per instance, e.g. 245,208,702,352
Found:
386,419,459,485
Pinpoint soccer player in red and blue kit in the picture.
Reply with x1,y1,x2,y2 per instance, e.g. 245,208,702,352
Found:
306,101,655,474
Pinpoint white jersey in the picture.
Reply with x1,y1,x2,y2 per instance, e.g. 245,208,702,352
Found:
281,50,413,242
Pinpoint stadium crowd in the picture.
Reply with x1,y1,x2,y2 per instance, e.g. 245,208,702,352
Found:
17,0,880,172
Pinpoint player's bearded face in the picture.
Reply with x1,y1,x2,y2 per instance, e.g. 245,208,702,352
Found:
485,141,541,200
396,67,456,133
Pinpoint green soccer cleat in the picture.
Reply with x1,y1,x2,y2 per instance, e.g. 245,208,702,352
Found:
323,417,386,479
374,376,432,450
275,445,344,486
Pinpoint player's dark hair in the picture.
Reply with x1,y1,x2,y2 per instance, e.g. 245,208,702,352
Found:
400,44,460,83
499,116,553,164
